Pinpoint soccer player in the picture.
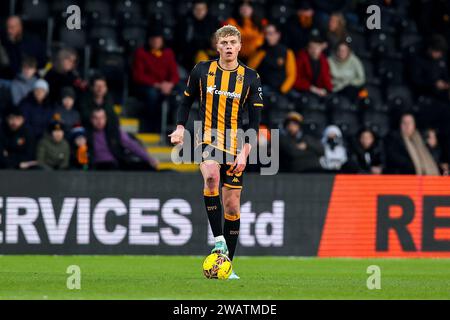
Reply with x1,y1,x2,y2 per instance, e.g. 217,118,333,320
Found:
169,25,263,279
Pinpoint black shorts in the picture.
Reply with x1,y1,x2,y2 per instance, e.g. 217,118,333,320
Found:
197,143,244,189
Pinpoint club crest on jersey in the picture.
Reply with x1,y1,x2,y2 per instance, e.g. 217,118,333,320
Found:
236,74,244,84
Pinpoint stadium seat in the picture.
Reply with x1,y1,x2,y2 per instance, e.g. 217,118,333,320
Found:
378,57,405,86
114,0,144,25
94,51,126,103
175,1,193,17
330,111,360,137
268,109,289,128
21,0,49,22
58,26,87,49
361,58,380,86
49,0,84,33
362,110,390,138
386,85,414,112
362,85,387,112
346,30,371,59
85,0,112,22
302,110,328,138
50,0,82,15
269,4,294,25
368,32,397,57
89,26,120,51
209,2,232,21
295,93,326,112
400,33,423,55
146,1,176,27
121,26,147,54
327,95,357,112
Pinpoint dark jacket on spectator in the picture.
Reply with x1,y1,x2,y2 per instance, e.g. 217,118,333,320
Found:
294,49,333,92
411,53,449,100
176,13,219,68
44,68,85,103
79,91,118,127
0,121,35,168
19,93,54,139
53,105,81,132
0,33,46,77
279,129,324,172
313,0,349,14
248,43,297,94
283,15,319,52
132,47,180,87
350,139,384,173
384,131,416,174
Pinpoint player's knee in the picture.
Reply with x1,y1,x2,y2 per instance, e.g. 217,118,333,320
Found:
204,173,219,190
223,200,240,217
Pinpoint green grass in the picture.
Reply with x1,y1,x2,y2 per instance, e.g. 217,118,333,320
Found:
0,256,449,300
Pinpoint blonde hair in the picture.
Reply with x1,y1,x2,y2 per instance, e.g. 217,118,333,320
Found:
214,25,241,42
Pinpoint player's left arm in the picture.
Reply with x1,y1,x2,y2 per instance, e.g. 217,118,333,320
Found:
233,73,263,173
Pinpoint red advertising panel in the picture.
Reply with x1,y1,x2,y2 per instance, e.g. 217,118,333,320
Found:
319,175,450,257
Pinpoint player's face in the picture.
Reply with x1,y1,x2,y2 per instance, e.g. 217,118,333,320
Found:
216,35,241,63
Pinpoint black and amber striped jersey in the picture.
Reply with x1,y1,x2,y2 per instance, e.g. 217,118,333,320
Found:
177,59,263,155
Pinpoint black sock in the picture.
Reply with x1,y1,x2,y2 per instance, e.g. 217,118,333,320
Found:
224,214,240,261
203,189,223,237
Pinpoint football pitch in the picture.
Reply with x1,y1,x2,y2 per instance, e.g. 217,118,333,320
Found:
0,255,449,300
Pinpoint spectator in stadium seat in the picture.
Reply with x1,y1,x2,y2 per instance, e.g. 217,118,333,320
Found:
0,16,46,78
328,41,365,102
279,112,324,173
44,47,88,103
350,128,384,174
283,1,319,52
225,0,266,61
53,86,81,133
319,125,350,172
385,113,440,175
176,0,219,69
424,128,449,175
0,107,37,169
313,0,350,26
411,35,450,102
132,26,180,133
0,38,10,77
69,125,89,170
19,79,54,139
247,24,296,95
293,36,333,98
79,75,117,128
326,12,349,52
195,35,219,64
36,121,70,170
11,56,38,106
412,35,450,137
87,108,159,171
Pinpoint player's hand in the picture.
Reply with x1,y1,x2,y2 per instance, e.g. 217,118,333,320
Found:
168,125,185,145
231,152,247,174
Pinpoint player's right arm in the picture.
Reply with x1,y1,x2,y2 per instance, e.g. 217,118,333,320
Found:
169,63,202,145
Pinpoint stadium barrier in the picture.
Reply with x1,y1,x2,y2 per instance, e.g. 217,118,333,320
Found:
0,171,449,257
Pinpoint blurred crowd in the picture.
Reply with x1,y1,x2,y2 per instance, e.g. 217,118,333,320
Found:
0,0,450,175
